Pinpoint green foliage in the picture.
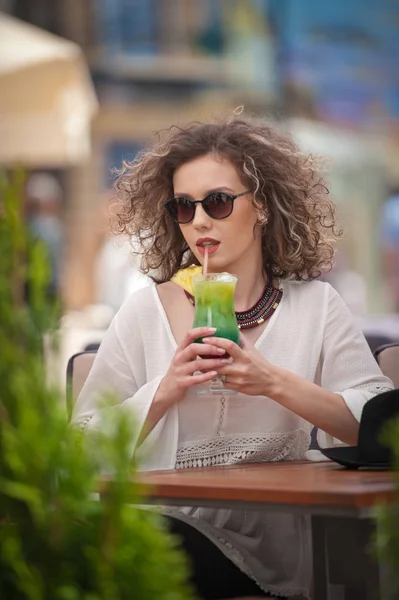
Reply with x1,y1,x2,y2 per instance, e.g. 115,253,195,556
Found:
375,420,399,600
0,171,196,600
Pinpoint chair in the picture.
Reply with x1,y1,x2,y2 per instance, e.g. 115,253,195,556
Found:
374,343,399,388
66,350,97,418
84,342,101,352
364,332,395,355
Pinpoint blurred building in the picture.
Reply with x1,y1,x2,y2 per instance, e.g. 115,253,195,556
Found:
3,0,399,314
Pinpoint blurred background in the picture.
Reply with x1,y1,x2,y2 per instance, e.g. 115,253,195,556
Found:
1,0,399,383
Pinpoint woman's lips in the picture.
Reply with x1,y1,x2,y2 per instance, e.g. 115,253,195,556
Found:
197,243,220,256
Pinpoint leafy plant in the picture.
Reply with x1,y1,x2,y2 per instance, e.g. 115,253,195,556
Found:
0,170,195,600
375,420,399,600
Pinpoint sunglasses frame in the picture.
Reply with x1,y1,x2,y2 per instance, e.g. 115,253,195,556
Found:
164,190,251,224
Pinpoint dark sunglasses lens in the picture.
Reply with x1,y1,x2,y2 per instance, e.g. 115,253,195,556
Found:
205,193,233,219
169,198,195,223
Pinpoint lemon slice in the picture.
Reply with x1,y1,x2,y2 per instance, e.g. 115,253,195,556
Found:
171,265,203,295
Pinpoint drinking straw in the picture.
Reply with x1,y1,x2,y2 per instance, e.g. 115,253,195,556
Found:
203,245,209,276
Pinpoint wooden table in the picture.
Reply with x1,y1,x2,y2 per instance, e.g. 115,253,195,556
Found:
127,461,396,600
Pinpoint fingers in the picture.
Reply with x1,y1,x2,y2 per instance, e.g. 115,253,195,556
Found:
179,327,216,350
181,356,230,376
215,364,233,376
170,328,238,394
201,336,244,360
181,370,218,387
178,343,225,363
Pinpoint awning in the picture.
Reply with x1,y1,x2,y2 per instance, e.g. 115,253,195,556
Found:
0,12,98,167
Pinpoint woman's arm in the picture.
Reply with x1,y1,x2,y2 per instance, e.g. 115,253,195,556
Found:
141,327,228,440
72,315,225,446
268,369,360,445
71,315,161,447
204,285,393,446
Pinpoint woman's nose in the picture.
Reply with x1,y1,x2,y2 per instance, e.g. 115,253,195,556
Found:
192,203,211,229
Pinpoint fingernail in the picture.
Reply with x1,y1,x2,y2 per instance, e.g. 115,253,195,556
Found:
207,327,216,332
217,348,225,354
209,371,217,377
221,359,229,364
202,337,210,343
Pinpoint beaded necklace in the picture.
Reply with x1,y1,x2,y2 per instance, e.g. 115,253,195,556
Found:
184,283,283,330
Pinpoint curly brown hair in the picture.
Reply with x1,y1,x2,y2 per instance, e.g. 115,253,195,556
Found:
112,115,342,283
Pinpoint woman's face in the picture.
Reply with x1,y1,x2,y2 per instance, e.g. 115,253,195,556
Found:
172,153,261,274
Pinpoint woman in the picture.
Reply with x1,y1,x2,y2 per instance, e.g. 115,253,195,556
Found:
72,116,392,600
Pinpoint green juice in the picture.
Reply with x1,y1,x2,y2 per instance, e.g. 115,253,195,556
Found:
193,274,240,348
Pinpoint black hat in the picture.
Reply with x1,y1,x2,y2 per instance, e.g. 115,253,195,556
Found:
320,389,399,469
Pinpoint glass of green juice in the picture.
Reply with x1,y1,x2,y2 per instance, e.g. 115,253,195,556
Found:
193,272,240,395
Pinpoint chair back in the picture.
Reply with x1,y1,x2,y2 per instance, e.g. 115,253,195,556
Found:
365,332,395,354
66,351,97,418
374,343,399,388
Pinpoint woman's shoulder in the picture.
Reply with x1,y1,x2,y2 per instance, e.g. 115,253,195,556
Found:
156,280,184,304
281,278,332,301
115,280,184,320
281,279,349,323
114,283,158,323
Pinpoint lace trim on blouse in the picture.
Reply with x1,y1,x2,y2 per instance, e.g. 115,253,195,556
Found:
215,534,309,598
355,383,393,396
158,509,310,598
79,415,93,432
175,429,310,469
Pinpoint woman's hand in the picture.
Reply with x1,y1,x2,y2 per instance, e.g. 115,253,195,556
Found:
157,327,230,406
202,333,279,397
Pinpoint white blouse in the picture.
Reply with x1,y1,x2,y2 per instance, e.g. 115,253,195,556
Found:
72,280,393,598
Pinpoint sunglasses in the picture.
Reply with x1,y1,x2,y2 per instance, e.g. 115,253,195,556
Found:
164,190,251,224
